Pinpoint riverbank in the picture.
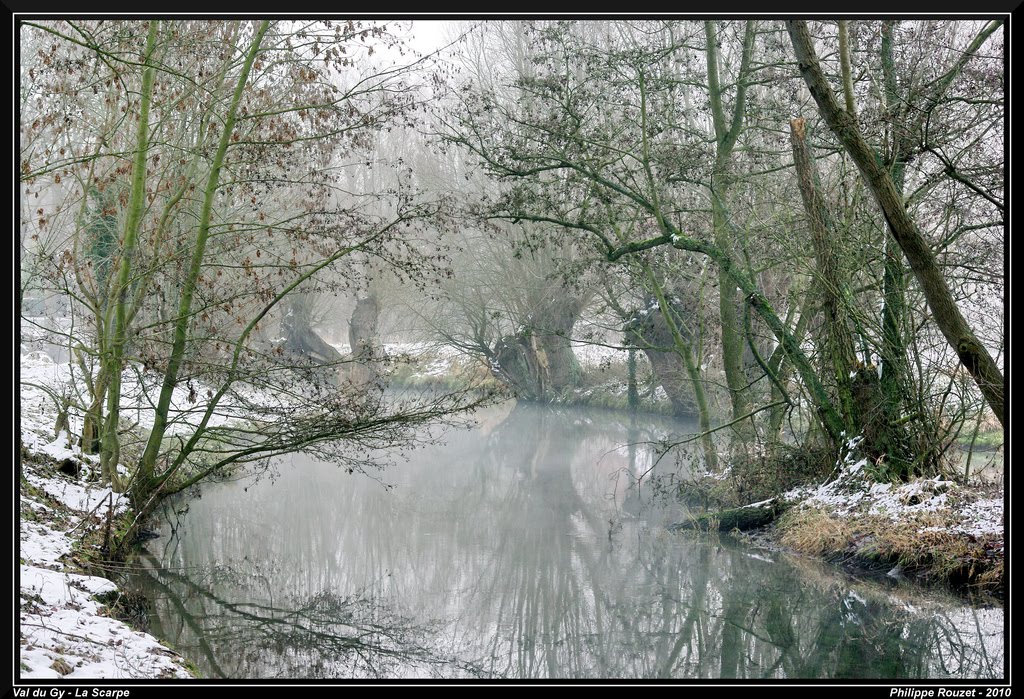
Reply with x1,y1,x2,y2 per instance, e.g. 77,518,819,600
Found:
677,440,1005,600
18,351,195,680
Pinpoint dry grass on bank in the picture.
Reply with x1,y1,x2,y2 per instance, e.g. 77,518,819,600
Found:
777,505,1004,594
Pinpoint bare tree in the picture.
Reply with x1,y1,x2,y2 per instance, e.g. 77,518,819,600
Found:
20,19,485,520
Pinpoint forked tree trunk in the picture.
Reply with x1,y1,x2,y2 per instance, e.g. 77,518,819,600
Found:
705,21,757,446
491,296,584,402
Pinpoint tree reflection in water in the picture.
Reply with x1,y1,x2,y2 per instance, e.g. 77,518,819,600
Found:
134,551,476,678
129,402,1003,680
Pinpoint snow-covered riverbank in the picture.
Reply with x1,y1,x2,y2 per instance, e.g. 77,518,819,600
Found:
695,438,1006,597
773,443,1004,594
18,350,195,680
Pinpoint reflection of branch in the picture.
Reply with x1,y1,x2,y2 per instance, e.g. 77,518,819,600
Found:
138,551,458,677
135,554,229,677
969,608,995,677
716,612,783,649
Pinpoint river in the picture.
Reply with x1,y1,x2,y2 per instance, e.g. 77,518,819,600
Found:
127,401,1004,680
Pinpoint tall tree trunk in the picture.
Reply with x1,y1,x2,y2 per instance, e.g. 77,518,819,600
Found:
99,21,159,490
837,20,857,119
534,301,582,394
789,118,858,436
787,20,1004,427
343,294,384,393
133,21,270,508
877,21,917,475
705,21,757,446
711,188,753,442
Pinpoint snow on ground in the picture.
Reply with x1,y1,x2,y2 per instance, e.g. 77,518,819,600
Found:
781,444,1004,545
331,338,636,379
571,340,630,368
20,562,191,679
19,350,195,680
385,341,467,377
18,467,194,679
24,463,122,520
327,340,480,379
21,351,73,445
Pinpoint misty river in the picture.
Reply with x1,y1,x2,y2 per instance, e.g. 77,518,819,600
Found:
127,402,1003,680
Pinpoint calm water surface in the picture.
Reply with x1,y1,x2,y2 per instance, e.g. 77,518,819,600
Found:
129,402,1004,680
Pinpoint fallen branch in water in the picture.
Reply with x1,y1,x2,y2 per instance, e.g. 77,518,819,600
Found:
670,498,790,533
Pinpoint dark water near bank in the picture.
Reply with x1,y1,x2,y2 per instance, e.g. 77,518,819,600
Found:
129,402,1004,680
